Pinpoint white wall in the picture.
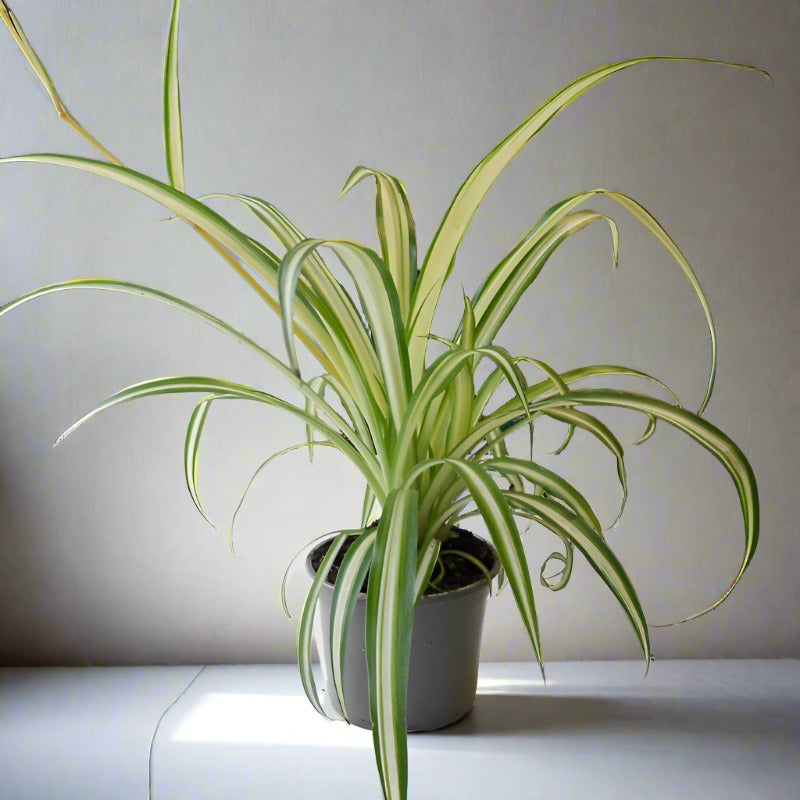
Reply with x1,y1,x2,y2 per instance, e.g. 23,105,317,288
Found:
0,0,797,665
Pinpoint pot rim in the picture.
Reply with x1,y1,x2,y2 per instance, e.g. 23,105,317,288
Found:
305,531,501,603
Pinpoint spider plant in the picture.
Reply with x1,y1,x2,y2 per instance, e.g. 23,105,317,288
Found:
1,2,763,798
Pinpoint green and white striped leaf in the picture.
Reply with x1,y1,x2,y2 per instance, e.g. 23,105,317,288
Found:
413,536,442,603
442,296,478,451
183,395,217,530
52,375,386,498
361,484,379,529
507,491,650,662
279,238,410,431
0,277,318,393
341,166,418,321
525,389,759,620
408,57,766,380
538,531,574,591
472,391,629,529
543,407,628,527
201,192,384,399
556,363,683,406
404,458,543,673
229,441,335,555
0,154,342,375
0,2,123,165
329,529,376,720
485,456,602,536
467,181,717,413
281,530,348,621
163,0,184,191
296,530,351,717
473,209,618,347
366,490,418,800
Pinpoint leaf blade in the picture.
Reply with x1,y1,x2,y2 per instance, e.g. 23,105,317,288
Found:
366,489,418,800
408,57,767,381
296,530,351,717
163,0,185,191
329,529,376,721
526,389,759,621
507,491,650,663
52,374,386,500
341,166,418,321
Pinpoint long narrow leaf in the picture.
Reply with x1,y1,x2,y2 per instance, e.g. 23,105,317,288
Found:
486,456,602,535
413,537,441,604
329,529,376,721
341,166,418,322
408,57,767,381
0,278,381,469
229,441,335,555
473,209,618,347
0,2,123,165
296,530,351,717
525,389,759,620
0,154,341,374
432,400,628,532
183,395,217,529
1,278,286,376
163,0,184,191
366,490,418,800
403,458,543,675
52,375,386,498
538,530,574,591
507,491,650,664
279,238,411,432
201,193,384,395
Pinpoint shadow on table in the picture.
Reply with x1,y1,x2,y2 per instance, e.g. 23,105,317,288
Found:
436,693,800,739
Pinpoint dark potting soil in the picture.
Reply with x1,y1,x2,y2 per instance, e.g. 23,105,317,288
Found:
309,527,497,595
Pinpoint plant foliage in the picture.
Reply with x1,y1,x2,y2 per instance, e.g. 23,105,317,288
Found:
1,2,763,798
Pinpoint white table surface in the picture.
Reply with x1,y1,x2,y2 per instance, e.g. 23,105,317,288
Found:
1,660,798,799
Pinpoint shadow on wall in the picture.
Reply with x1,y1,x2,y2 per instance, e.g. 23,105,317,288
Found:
0,441,60,665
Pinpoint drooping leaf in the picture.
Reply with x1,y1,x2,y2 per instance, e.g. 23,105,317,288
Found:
200,193,384,399
278,238,410,432
366,490,418,800
51,375,386,499
404,458,543,675
408,57,767,382
485,456,602,536
183,395,217,530
296,529,352,717
229,441,335,555
473,209,618,348
0,2,123,165
506,491,650,663
341,166,418,321
329,529,376,720
0,154,339,374
524,389,759,621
